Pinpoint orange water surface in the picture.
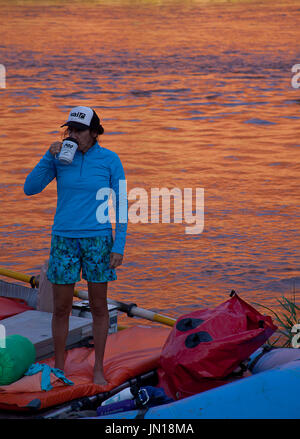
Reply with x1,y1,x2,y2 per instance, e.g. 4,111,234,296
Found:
0,0,299,323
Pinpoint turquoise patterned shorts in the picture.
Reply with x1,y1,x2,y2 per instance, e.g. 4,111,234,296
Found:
47,235,117,284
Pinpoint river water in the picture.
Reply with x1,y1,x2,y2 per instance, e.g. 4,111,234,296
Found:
0,0,299,323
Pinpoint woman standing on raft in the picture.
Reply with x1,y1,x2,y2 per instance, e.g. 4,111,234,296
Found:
24,106,127,385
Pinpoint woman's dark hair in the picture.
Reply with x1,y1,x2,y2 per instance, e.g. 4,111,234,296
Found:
90,110,104,136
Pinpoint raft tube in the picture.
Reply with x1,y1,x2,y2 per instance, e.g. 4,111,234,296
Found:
93,359,300,419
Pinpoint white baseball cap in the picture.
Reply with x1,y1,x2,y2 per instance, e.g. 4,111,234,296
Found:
61,106,103,133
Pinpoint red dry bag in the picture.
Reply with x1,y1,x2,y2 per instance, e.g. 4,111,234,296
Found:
158,291,277,400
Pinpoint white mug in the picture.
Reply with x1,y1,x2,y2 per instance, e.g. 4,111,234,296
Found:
58,137,78,164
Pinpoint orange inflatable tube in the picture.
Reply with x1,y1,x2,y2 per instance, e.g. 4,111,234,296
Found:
0,325,171,411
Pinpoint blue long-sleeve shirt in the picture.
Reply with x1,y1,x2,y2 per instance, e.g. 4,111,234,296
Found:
24,142,127,255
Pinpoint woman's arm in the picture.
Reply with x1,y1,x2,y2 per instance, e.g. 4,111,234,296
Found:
24,142,61,196
109,153,128,258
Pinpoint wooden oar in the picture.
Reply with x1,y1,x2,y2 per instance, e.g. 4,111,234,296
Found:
0,267,38,288
73,289,176,327
0,267,176,327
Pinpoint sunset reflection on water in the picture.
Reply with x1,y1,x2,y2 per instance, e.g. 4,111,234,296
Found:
0,0,299,323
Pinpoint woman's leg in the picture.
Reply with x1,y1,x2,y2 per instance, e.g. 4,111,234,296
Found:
51,283,75,371
87,281,109,385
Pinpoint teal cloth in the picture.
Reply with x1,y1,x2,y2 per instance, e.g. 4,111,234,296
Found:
24,363,74,391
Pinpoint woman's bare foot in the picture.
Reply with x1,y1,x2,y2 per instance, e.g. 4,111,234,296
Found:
93,368,108,386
